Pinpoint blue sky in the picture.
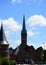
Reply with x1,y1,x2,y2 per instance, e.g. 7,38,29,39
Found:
0,0,46,49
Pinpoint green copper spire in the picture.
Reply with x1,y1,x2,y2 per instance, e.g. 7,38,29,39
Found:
22,15,26,33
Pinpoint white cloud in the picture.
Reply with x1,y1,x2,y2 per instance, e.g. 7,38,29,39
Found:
0,17,22,43
5,31,11,36
27,15,46,27
1,17,22,32
27,15,46,38
27,30,35,37
5,30,14,38
11,0,16,3
27,30,40,37
11,0,22,3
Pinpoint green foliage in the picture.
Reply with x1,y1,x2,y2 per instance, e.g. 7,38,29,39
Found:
9,61,15,65
0,57,2,65
0,57,15,65
2,60,9,65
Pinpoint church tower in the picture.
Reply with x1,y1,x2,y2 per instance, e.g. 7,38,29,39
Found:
21,15,27,45
0,23,9,59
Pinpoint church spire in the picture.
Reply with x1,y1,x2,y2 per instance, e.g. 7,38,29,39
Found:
23,15,26,30
1,23,3,34
21,15,27,45
0,23,7,43
22,15,26,33
0,23,4,42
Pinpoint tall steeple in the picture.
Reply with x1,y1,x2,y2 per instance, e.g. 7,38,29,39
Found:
21,15,27,45
0,23,7,43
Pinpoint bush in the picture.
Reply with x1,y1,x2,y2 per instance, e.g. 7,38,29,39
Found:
0,57,15,65
9,61,15,65
2,58,9,65
0,57,2,65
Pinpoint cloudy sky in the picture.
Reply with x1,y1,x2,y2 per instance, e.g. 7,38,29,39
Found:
0,0,46,49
